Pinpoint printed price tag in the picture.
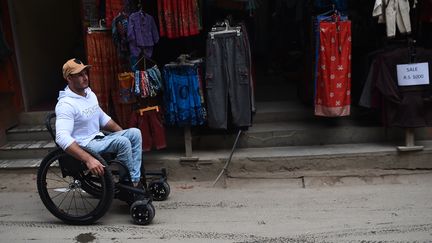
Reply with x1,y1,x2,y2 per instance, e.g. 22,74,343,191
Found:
397,62,430,86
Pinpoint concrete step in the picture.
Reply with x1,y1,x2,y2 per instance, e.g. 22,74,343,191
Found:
190,121,432,149
253,101,312,123
0,158,43,169
6,125,52,141
18,111,53,125
0,140,56,159
6,121,429,153
253,101,382,123
143,140,432,181
3,141,431,182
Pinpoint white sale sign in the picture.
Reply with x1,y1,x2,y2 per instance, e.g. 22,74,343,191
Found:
397,62,430,86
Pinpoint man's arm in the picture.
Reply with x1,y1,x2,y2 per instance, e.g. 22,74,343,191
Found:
102,119,123,132
65,142,105,176
56,103,105,176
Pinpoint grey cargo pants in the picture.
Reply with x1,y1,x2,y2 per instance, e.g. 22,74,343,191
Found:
205,32,251,129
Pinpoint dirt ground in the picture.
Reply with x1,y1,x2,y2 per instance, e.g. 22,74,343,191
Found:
0,170,432,242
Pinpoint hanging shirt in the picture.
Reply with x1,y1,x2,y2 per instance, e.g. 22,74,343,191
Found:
127,10,160,57
372,0,411,37
112,12,130,58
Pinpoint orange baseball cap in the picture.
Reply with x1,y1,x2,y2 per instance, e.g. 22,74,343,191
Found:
62,58,91,79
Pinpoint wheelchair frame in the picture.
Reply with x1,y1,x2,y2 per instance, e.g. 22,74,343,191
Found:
37,113,170,225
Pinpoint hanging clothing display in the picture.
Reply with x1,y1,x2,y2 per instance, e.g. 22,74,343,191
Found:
205,22,253,129
360,47,432,127
238,21,256,113
117,71,136,104
127,10,159,58
81,0,100,27
163,61,206,127
372,0,411,37
112,12,130,58
117,64,163,103
157,0,201,39
133,65,163,98
314,17,352,117
86,30,131,127
313,13,348,100
106,0,124,27
129,107,167,151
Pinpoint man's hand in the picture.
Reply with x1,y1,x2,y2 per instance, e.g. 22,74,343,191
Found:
65,142,105,177
85,157,105,176
103,119,123,132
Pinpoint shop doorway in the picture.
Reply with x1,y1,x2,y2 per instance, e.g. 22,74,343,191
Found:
8,0,84,111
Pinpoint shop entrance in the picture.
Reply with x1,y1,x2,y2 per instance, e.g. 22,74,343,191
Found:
197,1,313,103
8,0,84,111
9,0,310,112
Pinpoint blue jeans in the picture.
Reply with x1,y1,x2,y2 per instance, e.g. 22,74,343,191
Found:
85,128,142,182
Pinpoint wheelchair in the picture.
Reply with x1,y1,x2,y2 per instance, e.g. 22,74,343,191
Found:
36,113,170,225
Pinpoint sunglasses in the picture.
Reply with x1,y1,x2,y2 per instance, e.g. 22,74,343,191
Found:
69,70,88,78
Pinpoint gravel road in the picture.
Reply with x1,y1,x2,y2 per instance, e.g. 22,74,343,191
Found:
0,171,431,242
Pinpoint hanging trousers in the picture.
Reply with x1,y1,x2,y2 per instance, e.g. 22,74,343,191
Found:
129,110,167,152
205,32,251,129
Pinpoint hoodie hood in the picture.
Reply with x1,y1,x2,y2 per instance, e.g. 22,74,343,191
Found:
58,86,91,100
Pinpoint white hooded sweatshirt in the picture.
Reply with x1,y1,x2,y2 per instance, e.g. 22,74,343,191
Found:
55,86,111,150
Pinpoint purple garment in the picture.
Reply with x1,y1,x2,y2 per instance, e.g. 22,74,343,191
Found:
127,10,159,58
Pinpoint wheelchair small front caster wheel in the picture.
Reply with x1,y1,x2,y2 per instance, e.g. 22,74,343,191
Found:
149,180,170,201
130,201,155,225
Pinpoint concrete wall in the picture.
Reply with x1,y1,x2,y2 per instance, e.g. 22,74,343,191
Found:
0,92,18,146
8,0,83,111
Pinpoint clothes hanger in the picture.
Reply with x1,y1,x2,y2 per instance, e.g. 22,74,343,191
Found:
319,4,340,19
165,54,203,67
132,55,158,70
87,19,111,33
137,106,159,115
209,19,241,39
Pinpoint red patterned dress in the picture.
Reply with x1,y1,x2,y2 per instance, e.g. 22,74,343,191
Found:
315,19,352,117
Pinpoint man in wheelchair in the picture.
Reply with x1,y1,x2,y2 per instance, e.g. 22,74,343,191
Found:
36,58,170,225
56,58,144,190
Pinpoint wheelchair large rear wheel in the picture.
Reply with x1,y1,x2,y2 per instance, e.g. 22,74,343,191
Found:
37,148,114,225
